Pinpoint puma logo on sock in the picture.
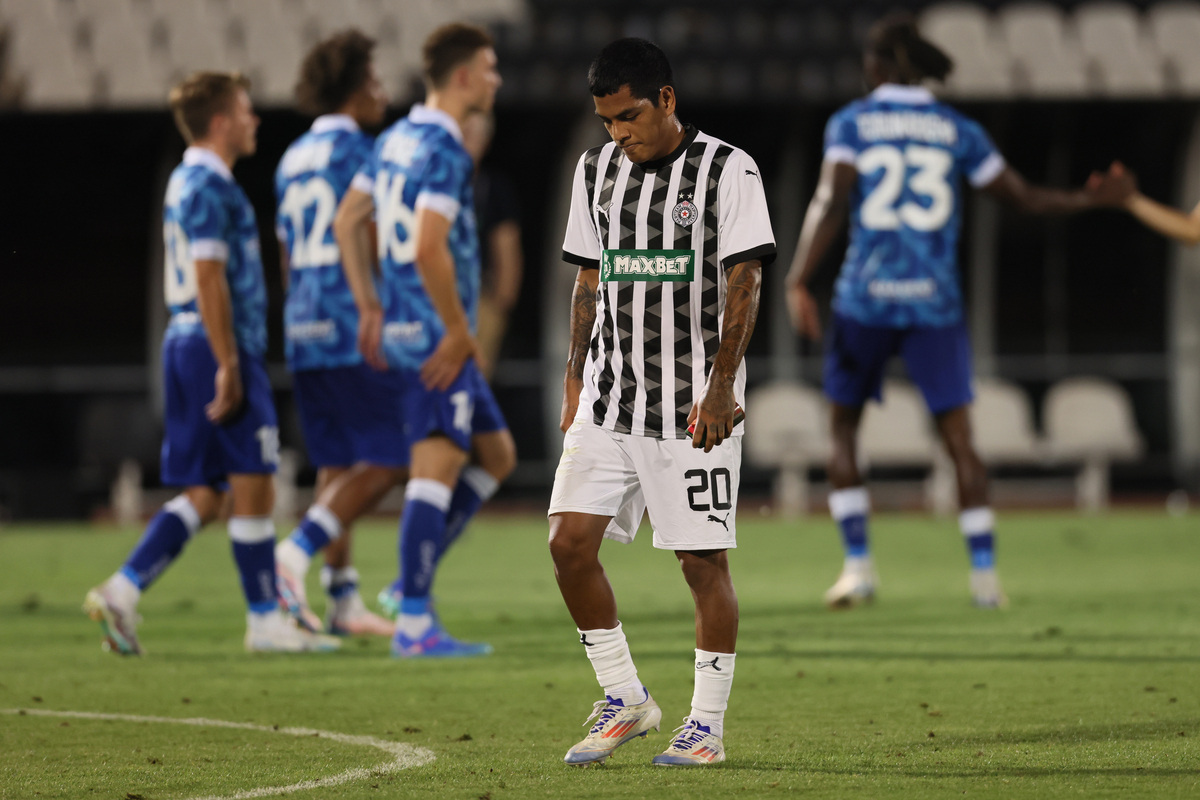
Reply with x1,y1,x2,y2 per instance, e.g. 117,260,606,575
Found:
696,656,722,671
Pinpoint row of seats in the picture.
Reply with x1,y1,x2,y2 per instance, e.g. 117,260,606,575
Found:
922,1,1200,97
6,0,1200,107
746,376,1145,515
0,0,524,107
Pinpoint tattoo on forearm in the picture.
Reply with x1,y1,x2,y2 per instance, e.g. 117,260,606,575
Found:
712,260,762,382
567,272,598,381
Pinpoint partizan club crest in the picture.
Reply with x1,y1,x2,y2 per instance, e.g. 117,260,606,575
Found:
672,194,697,228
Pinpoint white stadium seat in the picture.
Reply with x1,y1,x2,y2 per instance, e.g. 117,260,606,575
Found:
744,381,831,517
970,377,1044,465
920,2,1013,98
150,1,233,78
8,8,92,107
1147,1,1200,94
226,0,304,104
997,2,1088,96
1043,376,1145,511
860,380,937,467
1075,1,1164,97
87,14,163,106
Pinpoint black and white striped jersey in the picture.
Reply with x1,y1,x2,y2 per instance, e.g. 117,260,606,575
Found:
562,126,776,440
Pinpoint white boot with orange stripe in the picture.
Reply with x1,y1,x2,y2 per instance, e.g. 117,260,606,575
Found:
563,691,662,766
652,718,726,766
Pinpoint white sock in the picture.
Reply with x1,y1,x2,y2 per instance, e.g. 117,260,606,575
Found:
104,570,141,611
396,612,434,638
579,623,646,706
275,538,310,578
247,608,285,627
691,649,735,738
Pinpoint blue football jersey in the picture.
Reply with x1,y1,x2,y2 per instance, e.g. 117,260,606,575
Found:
353,104,479,371
825,84,1005,328
275,115,375,372
163,147,268,356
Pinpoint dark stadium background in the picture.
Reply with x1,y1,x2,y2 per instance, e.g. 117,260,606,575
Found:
0,0,1195,517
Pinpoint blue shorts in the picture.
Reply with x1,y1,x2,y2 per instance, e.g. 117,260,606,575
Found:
401,359,507,453
823,314,974,415
292,363,408,468
161,335,279,488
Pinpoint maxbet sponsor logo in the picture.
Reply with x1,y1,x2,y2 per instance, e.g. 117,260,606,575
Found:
601,249,696,282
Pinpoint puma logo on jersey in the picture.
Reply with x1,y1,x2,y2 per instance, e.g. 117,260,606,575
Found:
744,169,758,177
707,513,729,531
696,656,722,671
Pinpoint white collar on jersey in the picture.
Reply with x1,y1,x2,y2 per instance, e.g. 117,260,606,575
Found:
182,146,234,181
870,83,936,105
311,114,360,134
407,103,463,143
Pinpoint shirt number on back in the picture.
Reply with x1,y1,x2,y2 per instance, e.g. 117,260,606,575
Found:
856,144,953,232
376,173,417,264
163,221,198,305
279,178,340,268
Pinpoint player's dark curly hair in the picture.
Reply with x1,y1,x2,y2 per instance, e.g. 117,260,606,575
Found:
867,12,953,83
588,38,673,105
294,29,376,117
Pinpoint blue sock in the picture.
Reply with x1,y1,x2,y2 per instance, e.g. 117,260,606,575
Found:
229,517,278,614
321,565,359,600
437,466,499,560
287,505,341,556
829,487,870,558
120,496,201,590
960,507,996,569
398,479,453,602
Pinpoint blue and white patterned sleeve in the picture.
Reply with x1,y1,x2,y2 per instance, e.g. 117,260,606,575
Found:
350,144,379,195
413,147,472,223
823,108,859,166
958,115,1006,188
179,178,231,262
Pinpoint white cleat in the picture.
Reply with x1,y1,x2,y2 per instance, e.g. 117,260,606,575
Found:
327,592,395,637
82,586,143,656
563,692,662,766
652,718,726,766
244,611,342,653
970,567,1008,609
823,557,877,609
276,563,323,634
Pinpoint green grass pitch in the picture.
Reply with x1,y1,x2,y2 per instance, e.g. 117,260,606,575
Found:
1,510,1197,799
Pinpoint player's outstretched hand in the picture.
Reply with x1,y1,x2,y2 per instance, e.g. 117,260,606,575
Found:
688,383,735,453
786,283,822,341
1086,161,1138,208
421,328,478,392
357,304,387,371
206,363,244,424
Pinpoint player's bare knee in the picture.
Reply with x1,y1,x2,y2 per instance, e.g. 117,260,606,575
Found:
475,431,517,482
547,516,596,568
676,549,729,591
182,486,222,525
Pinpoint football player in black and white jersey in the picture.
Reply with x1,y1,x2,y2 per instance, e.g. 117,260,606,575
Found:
548,39,775,767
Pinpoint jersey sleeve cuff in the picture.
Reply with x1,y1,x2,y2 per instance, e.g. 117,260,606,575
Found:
415,191,460,223
722,242,777,270
562,250,600,269
350,173,375,194
969,152,1006,188
824,145,857,165
190,239,229,262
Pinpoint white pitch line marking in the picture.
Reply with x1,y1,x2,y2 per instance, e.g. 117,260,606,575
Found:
3,707,436,800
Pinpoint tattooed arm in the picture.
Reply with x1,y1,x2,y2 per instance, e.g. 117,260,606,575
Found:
561,267,600,432
689,260,762,452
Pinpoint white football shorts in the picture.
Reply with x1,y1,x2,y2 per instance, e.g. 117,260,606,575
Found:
548,419,741,550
